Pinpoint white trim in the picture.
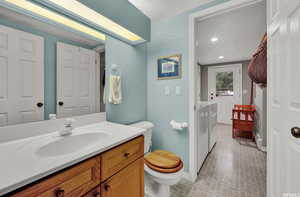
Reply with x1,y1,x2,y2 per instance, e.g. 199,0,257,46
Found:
94,45,105,53
190,0,264,20
188,0,264,182
182,172,192,181
196,0,264,22
95,52,101,112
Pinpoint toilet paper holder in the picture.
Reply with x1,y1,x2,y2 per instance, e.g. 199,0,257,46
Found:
170,120,188,131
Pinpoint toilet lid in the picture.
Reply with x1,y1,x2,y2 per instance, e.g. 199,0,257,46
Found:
144,150,181,169
145,159,184,173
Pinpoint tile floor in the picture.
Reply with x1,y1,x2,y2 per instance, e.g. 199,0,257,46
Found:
170,124,267,197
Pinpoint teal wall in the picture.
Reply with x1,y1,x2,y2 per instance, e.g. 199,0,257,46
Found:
0,18,93,119
106,36,147,124
78,0,151,42
147,0,230,171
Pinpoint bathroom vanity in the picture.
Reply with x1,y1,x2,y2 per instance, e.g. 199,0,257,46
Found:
0,121,146,197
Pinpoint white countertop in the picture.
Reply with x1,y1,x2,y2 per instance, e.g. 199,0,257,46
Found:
0,121,145,196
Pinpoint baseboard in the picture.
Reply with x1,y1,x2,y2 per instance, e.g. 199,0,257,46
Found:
182,171,197,182
255,133,267,152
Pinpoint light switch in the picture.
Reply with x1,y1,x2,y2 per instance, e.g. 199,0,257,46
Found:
165,86,170,95
175,86,181,95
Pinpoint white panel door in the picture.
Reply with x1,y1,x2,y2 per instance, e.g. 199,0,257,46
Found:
78,47,96,115
0,25,44,126
208,64,242,124
267,0,300,196
57,42,96,118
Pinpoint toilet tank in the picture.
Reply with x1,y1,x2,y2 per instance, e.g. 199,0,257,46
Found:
130,121,154,154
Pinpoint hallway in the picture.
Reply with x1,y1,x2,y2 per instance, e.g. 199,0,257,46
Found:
171,124,266,197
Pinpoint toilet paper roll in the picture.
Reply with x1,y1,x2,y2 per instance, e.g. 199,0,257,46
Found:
170,120,188,131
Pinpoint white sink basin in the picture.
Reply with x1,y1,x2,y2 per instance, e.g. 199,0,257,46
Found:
36,132,110,157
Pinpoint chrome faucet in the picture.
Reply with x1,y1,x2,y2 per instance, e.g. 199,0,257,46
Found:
59,118,75,136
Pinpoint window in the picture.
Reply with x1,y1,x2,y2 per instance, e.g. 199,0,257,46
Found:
216,72,234,96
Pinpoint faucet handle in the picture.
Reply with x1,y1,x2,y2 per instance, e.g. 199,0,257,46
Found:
65,118,75,127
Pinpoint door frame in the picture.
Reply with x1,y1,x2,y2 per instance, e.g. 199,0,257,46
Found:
188,0,264,181
207,64,243,123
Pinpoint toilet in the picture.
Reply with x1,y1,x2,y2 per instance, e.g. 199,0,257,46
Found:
131,121,184,197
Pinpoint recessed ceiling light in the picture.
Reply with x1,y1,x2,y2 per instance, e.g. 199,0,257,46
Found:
211,37,219,42
218,56,224,59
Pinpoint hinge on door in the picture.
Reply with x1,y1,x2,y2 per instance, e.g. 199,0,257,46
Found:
194,105,197,111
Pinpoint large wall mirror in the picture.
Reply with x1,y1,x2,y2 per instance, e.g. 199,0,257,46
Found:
0,4,106,127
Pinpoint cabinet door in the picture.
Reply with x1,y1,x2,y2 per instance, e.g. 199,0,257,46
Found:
82,186,101,197
101,136,144,180
101,158,144,197
11,156,101,197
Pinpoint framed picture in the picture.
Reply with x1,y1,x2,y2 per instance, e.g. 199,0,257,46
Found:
157,54,182,80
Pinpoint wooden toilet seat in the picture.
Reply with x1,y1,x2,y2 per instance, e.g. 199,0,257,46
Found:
144,150,183,173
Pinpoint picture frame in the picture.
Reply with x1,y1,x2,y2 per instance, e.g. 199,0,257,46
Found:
157,54,182,80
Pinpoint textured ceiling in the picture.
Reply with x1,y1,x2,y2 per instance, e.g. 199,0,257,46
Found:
196,1,266,65
128,0,213,21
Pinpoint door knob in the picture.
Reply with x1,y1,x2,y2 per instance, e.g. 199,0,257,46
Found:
291,127,300,138
58,101,64,106
37,102,44,108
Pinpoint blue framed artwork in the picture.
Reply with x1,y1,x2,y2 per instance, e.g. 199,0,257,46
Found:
157,54,182,80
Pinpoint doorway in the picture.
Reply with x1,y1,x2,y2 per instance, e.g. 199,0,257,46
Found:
207,64,242,124
188,0,267,184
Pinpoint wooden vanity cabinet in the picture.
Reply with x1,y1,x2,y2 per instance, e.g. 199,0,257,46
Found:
11,157,101,197
9,136,144,197
82,187,101,197
101,136,144,180
101,158,144,197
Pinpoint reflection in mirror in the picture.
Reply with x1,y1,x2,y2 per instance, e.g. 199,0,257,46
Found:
0,5,106,127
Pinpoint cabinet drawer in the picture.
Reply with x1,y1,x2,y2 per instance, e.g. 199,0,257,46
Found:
101,136,144,180
82,186,101,197
12,156,101,197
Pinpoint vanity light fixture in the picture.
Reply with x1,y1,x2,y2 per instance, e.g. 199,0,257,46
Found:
38,0,144,43
218,56,224,59
4,0,106,41
210,37,219,43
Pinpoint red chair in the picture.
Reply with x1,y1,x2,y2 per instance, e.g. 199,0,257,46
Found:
232,105,256,140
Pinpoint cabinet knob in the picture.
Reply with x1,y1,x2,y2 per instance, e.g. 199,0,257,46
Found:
291,127,300,138
58,101,64,106
104,184,110,191
55,188,65,197
124,152,130,158
93,191,101,197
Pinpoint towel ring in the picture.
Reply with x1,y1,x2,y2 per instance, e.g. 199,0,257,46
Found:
110,64,121,76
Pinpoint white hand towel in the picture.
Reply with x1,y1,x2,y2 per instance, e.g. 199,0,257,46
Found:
108,75,122,104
